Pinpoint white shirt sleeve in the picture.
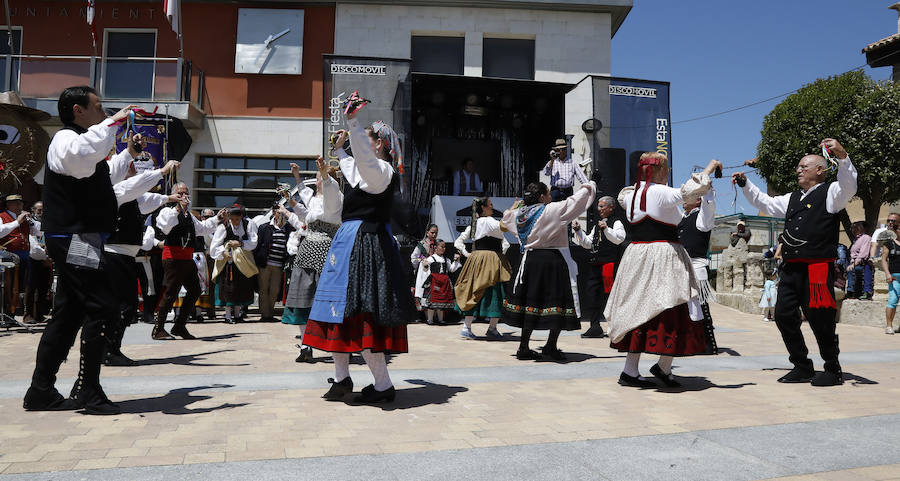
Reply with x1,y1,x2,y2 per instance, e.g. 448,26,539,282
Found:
113,169,163,206
140,226,157,251
741,179,791,218
825,155,858,214
695,190,716,233
155,206,179,234
543,181,596,223
137,193,169,215
29,235,47,260
46,118,118,179
321,175,344,222
287,230,301,255
343,117,393,194
209,224,228,260
605,220,627,245
291,202,309,223
194,214,221,237
287,212,304,230
107,149,134,185
241,220,259,251
572,226,593,249
454,227,472,257
29,220,42,237
573,156,589,184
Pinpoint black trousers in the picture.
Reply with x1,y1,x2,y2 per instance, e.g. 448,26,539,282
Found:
24,258,52,320
156,258,200,328
550,186,574,202
138,253,164,318
583,262,614,323
775,261,840,373
104,252,139,353
29,236,116,392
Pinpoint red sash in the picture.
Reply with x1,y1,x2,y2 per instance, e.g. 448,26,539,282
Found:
602,262,615,293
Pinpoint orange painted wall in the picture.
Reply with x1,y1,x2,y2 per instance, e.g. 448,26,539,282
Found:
6,0,333,118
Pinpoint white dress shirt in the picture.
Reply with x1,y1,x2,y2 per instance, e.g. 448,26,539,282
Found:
210,219,259,260
740,156,857,217
335,117,394,195
0,213,41,239
454,216,510,257
573,218,627,249
619,174,711,226
156,206,220,238
47,118,134,181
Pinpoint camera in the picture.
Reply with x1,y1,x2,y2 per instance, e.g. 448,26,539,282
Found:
714,166,722,178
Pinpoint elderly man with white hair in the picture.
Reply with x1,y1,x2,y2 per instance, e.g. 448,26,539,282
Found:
733,138,857,387
572,195,626,338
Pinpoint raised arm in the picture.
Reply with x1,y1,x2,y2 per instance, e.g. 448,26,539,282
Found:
47,119,118,179
113,169,162,206
825,155,858,214
321,174,344,220
346,117,393,194
695,189,716,233
155,206,179,235
140,225,157,251
545,181,596,223
194,213,221,237
739,178,790,218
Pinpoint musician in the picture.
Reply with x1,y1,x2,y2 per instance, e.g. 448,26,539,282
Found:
24,202,50,324
24,86,142,415
571,195,626,338
0,194,42,317
103,156,181,366
733,138,857,387
154,182,224,340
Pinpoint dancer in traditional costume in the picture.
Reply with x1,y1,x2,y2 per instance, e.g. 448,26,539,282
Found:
571,195,626,338
210,204,259,322
419,240,462,325
454,197,512,340
302,100,415,404
678,186,718,354
606,156,720,388
502,181,595,360
734,139,856,386
285,159,343,363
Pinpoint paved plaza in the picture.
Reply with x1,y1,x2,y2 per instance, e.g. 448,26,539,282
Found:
0,303,899,480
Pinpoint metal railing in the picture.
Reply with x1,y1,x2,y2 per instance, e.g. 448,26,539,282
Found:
3,54,195,103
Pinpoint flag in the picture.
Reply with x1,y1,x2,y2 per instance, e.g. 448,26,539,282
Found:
164,0,180,35
86,0,97,47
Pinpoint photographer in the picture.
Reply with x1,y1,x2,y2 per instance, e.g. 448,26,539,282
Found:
543,138,589,201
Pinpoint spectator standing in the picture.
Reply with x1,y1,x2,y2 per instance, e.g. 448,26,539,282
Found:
846,221,873,300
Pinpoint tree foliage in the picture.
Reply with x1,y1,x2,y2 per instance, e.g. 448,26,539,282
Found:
755,70,900,229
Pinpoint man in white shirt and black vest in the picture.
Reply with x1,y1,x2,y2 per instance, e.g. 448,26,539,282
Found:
24,86,142,415
734,138,857,386
678,188,718,354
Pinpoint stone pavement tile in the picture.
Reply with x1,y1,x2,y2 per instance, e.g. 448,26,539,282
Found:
183,452,226,464
225,448,286,462
106,447,150,458
851,465,900,480
73,457,122,470
284,446,326,458
117,455,184,468
2,460,77,474
322,444,381,457
40,448,110,462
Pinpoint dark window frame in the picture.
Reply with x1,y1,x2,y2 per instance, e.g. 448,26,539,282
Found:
482,37,535,80
411,35,465,75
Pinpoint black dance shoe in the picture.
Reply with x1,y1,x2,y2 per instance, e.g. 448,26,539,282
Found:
23,386,80,411
649,364,681,387
322,377,353,401
810,371,844,387
104,352,138,367
152,327,175,340
73,386,121,416
618,372,657,388
354,384,396,404
295,347,314,363
581,325,607,339
515,348,542,360
777,367,815,383
541,346,567,361
170,325,196,340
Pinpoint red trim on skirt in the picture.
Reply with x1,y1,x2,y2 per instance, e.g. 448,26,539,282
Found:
610,303,708,356
303,314,409,354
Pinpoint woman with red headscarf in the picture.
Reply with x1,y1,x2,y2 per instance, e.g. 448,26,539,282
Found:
605,154,721,388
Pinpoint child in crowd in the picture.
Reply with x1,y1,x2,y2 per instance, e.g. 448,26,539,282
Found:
759,270,778,322
419,240,462,325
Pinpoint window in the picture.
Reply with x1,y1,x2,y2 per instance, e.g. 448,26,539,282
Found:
194,155,319,214
411,36,464,75
103,30,156,99
483,38,535,80
0,29,22,92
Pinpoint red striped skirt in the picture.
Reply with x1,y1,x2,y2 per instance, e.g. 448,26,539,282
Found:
303,314,408,354
610,303,707,356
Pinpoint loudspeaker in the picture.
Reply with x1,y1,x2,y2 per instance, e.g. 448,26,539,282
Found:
592,148,626,197
627,150,644,186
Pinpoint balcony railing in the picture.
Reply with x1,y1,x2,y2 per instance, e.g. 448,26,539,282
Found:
3,54,199,103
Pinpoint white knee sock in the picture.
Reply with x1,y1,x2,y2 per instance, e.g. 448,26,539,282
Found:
333,353,350,382
657,355,674,375
426,309,434,322
623,352,642,377
225,307,233,319
437,311,445,322
298,325,306,343
464,316,474,331
488,318,499,331
360,349,393,391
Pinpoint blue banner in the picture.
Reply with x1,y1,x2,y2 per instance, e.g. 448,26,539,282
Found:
604,78,672,184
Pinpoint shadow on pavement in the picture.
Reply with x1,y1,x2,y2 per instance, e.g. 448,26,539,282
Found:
116,384,248,415
347,379,468,411
196,332,257,342
716,347,742,356
534,352,598,364
843,371,878,386
135,349,250,367
656,376,756,393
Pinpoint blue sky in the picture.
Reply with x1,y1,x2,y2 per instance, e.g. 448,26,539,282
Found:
612,0,896,215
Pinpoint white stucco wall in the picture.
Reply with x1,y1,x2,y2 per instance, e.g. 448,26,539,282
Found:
333,4,612,83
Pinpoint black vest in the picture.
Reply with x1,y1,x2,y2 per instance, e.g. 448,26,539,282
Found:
887,240,900,274
473,236,502,253
589,215,623,264
164,210,197,248
254,221,295,267
106,201,143,246
42,124,118,234
780,184,840,259
678,210,711,259
224,218,249,243
629,217,679,243
341,174,398,224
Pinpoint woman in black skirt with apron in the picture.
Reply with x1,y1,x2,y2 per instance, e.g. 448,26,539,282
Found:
210,204,259,322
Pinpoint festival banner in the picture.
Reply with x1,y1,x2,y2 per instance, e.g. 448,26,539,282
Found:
115,119,169,193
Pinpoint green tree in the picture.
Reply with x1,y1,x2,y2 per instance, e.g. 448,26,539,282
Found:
755,70,900,232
